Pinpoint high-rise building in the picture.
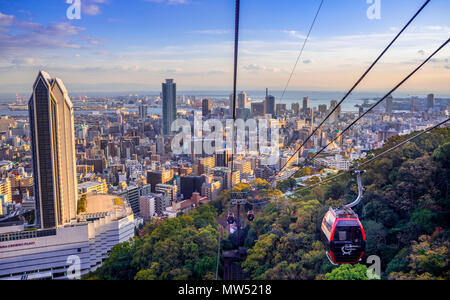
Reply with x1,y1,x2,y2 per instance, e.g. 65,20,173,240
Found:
329,100,340,123
180,176,205,200
138,105,148,119
238,91,247,109
251,102,266,117
318,104,327,114
29,71,78,229
276,103,287,116
302,97,309,112
215,150,230,167
386,95,393,114
147,169,174,193
155,183,178,204
265,91,276,117
162,79,177,135
291,103,300,114
202,98,212,117
427,94,435,110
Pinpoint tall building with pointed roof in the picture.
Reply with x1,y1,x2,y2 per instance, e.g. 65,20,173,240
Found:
29,71,78,229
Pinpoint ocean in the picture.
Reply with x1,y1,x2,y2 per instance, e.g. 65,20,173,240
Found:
1,90,448,117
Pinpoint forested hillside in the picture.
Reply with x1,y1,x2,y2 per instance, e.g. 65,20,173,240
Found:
87,127,450,280
241,127,450,280
86,206,220,280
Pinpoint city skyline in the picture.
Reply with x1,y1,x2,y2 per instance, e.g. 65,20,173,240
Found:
0,0,449,93
0,0,449,283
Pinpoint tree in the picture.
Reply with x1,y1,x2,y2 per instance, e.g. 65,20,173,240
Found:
325,264,369,280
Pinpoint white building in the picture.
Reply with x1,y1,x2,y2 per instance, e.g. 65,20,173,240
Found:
0,195,135,280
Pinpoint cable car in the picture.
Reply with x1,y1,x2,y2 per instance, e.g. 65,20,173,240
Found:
247,210,255,222
227,213,235,225
321,208,366,264
321,170,366,265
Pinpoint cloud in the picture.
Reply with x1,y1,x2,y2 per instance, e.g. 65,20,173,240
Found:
418,50,425,56
282,30,307,39
82,36,107,45
0,12,14,26
83,5,101,16
11,57,37,66
0,13,103,60
303,59,312,64
243,64,282,73
144,0,187,4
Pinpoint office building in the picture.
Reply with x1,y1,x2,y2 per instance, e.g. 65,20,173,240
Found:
318,104,327,114
29,71,78,229
276,104,287,116
162,79,177,135
139,195,156,221
386,95,393,114
265,95,276,117
238,91,247,109
138,105,147,119
147,169,174,193
180,176,205,200
291,103,300,114
0,195,134,280
215,150,230,167
329,100,340,123
302,97,309,112
155,183,177,203
251,102,265,117
202,98,212,117
427,94,435,110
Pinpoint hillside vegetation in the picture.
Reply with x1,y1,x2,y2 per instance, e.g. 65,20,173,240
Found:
87,127,450,280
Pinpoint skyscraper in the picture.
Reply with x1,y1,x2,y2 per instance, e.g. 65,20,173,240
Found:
291,103,300,114
427,94,435,111
238,91,247,109
202,98,212,117
162,79,177,135
329,100,339,123
386,95,393,114
138,104,148,119
265,92,275,117
29,71,78,229
302,97,309,113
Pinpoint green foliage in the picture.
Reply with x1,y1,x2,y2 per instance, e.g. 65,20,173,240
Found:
85,205,219,280
87,128,450,280
242,127,450,280
77,194,87,214
325,264,369,280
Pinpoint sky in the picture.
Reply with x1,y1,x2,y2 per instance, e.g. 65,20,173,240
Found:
0,0,449,95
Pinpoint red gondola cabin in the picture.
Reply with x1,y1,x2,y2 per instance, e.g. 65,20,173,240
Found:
321,208,366,264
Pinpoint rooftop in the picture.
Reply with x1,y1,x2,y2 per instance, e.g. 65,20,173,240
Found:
85,194,125,214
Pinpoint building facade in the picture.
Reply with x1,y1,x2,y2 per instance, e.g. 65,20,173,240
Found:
29,71,78,229
162,79,177,135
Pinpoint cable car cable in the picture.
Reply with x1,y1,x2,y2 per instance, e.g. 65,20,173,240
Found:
279,0,324,102
311,37,450,160
296,117,450,192
273,0,432,181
